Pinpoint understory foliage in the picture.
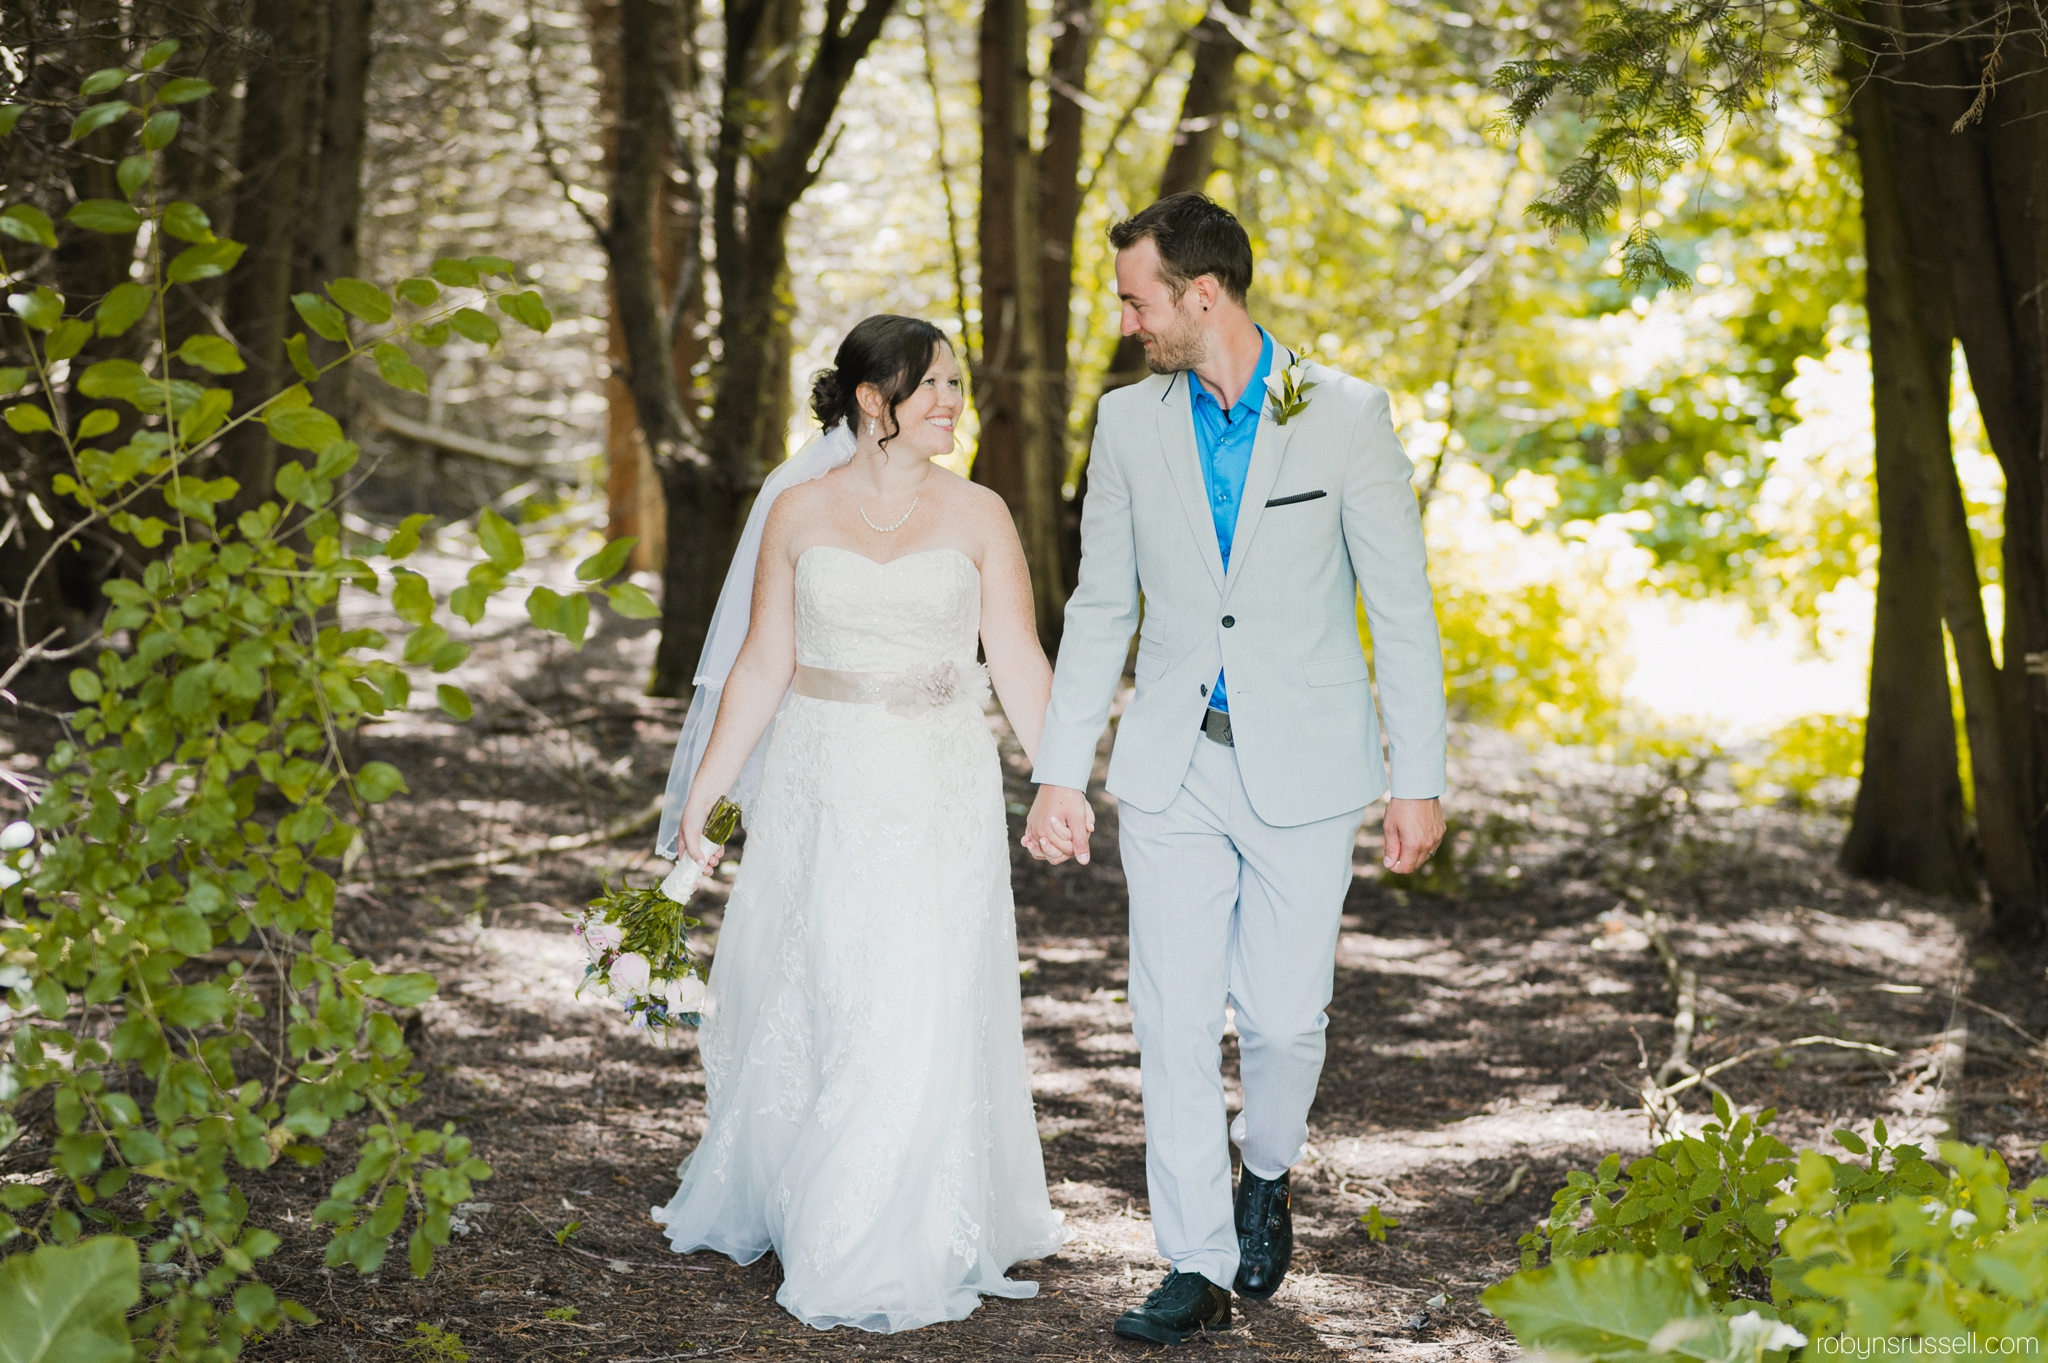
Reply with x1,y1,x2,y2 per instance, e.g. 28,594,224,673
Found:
1488,1098,2048,1360
0,45,655,1359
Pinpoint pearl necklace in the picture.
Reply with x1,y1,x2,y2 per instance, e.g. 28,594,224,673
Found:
859,495,920,534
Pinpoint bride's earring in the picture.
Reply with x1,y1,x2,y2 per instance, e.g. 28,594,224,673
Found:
866,416,877,438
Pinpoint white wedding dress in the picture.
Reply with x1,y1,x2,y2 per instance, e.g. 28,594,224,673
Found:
652,545,1068,1332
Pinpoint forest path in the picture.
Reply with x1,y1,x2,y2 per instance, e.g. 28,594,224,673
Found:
239,613,2048,1362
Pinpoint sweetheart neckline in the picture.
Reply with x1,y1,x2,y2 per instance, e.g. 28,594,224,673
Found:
797,544,979,573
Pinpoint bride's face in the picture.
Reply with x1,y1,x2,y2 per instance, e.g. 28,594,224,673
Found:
867,345,963,459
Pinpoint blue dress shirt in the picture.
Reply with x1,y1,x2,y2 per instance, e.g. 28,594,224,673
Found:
1188,327,1274,713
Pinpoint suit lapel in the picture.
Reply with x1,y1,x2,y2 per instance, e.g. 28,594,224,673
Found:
1153,372,1226,592
1222,349,1299,596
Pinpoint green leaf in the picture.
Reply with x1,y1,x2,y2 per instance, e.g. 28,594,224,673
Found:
286,332,319,382
476,507,524,573
468,254,515,277
8,286,63,330
45,318,93,362
1481,1254,1730,1363
448,307,500,347
447,583,490,624
605,581,661,619
166,238,246,284
161,200,213,244
412,321,452,348
0,1235,140,1363
5,405,54,435
291,292,349,342
265,403,344,452
372,342,428,394
80,68,128,97
363,972,437,1006
177,334,246,374
498,289,554,333
69,668,104,702
326,277,393,324
558,591,591,649
141,39,181,69
0,368,28,397
95,282,153,337
1831,1129,1867,1155
524,586,561,634
178,387,233,444
140,109,181,152
66,199,142,234
0,205,58,249
384,513,434,561
576,536,636,583
0,106,23,138
354,762,409,803
68,101,132,142
428,257,480,288
76,359,151,403
156,77,216,105
396,277,439,306
391,570,434,626
76,410,119,441
116,154,153,198
436,684,474,720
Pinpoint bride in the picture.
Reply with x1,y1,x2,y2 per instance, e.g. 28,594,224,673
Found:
649,315,1069,1331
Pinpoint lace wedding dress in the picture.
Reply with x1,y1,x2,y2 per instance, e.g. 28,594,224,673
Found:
652,545,1068,1332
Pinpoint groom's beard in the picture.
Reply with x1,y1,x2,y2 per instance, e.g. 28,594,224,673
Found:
1137,306,1206,374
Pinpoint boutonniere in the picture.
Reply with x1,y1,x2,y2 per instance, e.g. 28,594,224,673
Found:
1264,351,1317,426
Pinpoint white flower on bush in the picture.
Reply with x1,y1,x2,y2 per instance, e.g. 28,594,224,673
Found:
0,867,17,889
608,951,651,994
664,975,706,1013
581,921,623,958
0,822,32,851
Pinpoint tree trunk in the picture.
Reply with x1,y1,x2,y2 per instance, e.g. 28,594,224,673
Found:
1877,0,2048,937
1039,0,1095,615
974,0,1063,642
1840,69,1995,902
642,0,898,696
1092,0,1252,406
216,0,321,517
296,0,375,428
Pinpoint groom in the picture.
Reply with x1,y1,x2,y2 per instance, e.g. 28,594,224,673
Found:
1023,193,1447,1344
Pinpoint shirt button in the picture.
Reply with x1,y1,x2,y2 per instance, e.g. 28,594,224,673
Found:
1222,616,1235,628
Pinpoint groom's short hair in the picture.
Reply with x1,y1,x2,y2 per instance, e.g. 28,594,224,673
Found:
1109,193,1253,304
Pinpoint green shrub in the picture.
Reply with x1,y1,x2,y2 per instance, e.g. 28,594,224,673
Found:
1489,1108,2048,1361
1730,714,1863,809
0,43,650,1360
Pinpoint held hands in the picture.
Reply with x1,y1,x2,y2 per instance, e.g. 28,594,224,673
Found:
678,793,727,874
1382,797,1446,874
1022,785,1096,865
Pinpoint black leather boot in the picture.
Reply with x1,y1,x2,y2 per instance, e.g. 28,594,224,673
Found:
1233,1168,1293,1300
1112,1269,1232,1344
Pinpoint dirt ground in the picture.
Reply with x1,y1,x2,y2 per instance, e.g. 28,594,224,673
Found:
10,596,2047,1363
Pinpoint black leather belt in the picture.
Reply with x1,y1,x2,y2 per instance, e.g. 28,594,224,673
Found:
1200,707,1234,747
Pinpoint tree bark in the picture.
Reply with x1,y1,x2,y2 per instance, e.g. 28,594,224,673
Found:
1840,69,1993,902
295,0,375,428
1039,0,1096,618
1874,0,2048,937
1092,0,1252,406
974,0,1064,642
640,0,898,696
216,0,322,517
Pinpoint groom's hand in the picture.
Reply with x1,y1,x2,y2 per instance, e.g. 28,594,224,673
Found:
1023,785,1095,865
1382,797,1446,875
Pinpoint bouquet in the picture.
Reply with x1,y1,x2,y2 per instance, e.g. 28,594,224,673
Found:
570,797,741,1031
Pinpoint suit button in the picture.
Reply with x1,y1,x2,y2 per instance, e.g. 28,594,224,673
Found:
1221,616,1235,628
1200,683,1209,697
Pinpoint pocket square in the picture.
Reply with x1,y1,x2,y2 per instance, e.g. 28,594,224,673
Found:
1264,489,1327,508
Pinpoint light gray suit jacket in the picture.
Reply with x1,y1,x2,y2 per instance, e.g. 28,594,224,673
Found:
1031,355,1447,827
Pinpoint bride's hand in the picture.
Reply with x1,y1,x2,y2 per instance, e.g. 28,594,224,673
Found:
679,793,725,873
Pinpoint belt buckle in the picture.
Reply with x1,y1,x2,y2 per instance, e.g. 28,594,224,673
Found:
1202,707,1234,747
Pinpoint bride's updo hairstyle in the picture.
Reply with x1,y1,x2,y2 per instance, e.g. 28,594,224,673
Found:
809,314,950,449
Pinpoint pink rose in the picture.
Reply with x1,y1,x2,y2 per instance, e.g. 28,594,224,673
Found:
608,951,651,993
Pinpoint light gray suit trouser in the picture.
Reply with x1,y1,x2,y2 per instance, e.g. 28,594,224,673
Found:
1118,733,1365,1292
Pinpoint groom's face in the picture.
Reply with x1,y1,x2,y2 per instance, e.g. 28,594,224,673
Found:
1116,238,1206,374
